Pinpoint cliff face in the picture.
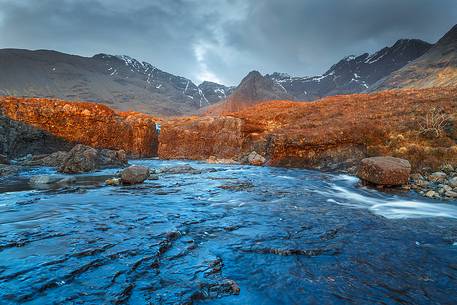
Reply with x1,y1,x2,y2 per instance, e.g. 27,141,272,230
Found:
159,88,457,172
159,116,245,160
0,97,158,158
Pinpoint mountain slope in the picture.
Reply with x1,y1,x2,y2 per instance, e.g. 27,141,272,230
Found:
205,71,292,114
266,39,432,100
372,24,457,90
0,49,226,116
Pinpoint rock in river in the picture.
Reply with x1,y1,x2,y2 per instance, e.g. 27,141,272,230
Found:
357,156,411,186
121,166,150,185
58,144,127,174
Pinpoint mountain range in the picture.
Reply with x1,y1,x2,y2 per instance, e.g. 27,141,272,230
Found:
0,24,456,116
0,49,232,116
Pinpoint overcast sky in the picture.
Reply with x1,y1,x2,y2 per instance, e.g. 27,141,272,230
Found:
0,0,456,85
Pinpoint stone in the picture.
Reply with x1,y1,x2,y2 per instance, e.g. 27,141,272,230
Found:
58,144,128,174
121,166,150,185
445,190,457,198
429,172,447,183
425,190,438,198
0,154,9,164
357,156,411,186
0,164,20,177
105,178,121,186
448,177,457,188
246,151,266,166
24,151,70,167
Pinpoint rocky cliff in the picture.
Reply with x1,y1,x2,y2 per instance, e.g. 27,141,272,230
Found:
159,88,457,172
0,97,158,158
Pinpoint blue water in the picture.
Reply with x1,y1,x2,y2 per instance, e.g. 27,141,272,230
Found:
1,160,457,304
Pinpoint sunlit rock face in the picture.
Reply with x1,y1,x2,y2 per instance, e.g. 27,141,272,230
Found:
160,88,457,172
158,116,245,160
0,97,158,158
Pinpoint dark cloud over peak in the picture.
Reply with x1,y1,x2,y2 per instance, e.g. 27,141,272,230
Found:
0,0,456,85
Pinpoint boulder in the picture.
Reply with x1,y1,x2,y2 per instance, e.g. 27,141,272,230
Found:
58,144,128,174
246,151,266,166
121,166,150,185
357,156,411,186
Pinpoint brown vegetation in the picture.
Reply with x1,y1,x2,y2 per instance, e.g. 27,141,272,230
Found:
160,88,457,172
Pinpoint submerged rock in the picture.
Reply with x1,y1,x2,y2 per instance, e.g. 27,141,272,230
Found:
357,156,411,186
158,165,202,175
121,166,150,185
29,175,76,187
58,144,127,174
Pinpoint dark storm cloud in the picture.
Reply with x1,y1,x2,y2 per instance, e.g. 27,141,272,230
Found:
0,0,456,85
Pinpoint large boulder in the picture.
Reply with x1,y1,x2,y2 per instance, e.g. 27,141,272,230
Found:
25,151,70,167
121,165,150,185
357,156,411,186
58,144,128,173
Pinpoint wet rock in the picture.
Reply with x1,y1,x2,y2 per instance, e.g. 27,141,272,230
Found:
0,164,20,177
0,154,9,164
105,178,121,186
192,280,240,301
425,190,438,198
24,151,70,167
29,175,65,185
246,151,266,166
218,181,254,191
357,156,411,186
29,175,76,188
429,172,447,183
158,165,202,175
58,144,127,174
121,166,150,185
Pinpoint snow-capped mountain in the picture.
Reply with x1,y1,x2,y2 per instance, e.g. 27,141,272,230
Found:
0,49,227,116
197,81,235,104
266,39,432,100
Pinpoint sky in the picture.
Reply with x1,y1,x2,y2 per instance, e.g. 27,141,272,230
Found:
0,0,456,85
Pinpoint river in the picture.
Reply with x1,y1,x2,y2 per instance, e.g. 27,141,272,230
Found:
1,160,456,304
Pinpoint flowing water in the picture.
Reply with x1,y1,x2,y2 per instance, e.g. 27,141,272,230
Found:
1,160,457,305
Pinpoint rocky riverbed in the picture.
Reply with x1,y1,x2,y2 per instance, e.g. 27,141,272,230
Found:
1,160,457,304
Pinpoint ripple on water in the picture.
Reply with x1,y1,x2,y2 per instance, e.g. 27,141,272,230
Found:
0,160,456,304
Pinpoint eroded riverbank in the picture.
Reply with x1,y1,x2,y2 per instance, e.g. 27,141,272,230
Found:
1,160,457,304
